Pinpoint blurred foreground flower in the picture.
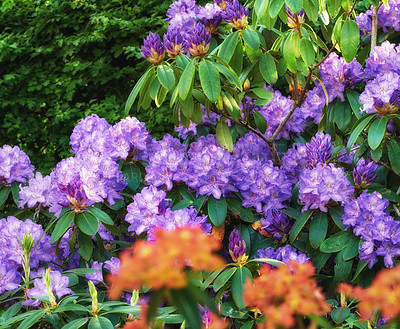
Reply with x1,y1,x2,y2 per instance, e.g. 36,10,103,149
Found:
108,227,225,298
243,261,330,329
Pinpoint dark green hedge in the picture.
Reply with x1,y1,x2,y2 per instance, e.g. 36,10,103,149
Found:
0,0,174,173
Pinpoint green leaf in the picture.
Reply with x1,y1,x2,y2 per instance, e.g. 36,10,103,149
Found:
222,92,241,121
388,139,400,175
51,211,75,244
241,29,260,51
340,19,360,63
178,59,196,100
227,197,254,223
334,259,353,282
77,232,93,260
331,307,351,324
252,88,274,100
102,223,121,237
303,0,319,21
88,206,114,226
61,318,88,329
230,42,244,76
332,98,352,132
231,267,252,309
269,0,285,17
329,206,346,230
251,258,284,267
347,114,376,153
370,144,383,161
175,54,190,70
259,52,278,85
286,0,303,13
218,32,239,63
11,181,20,204
309,212,329,249
180,94,194,118
55,304,88,313
241,321,255,329
281,207,302,220
208,196,227,227
216,120,233,152
172,198,193,211
213,62,242,90
18,309,47,329
346,90,362,119
64,268,99,276
0,186,10,208
170,288,202,329
125,68,152,115
75,212,99,236
342,236,360,260
253,111,267,134
199,60,221,102
122,162,142,191
351,260,368,283
149,77,160,100
157,64,176,91
88,317,114,329
327,0,342,18
320,231,353,253
368,116,388,150
282,32,299,73
300,38,315,66
213,267,237,292
289,210,313,243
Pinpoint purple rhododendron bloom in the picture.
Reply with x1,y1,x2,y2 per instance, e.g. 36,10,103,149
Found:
256,245,310,266
259,209,292,241
364,41,400,79
353,158,379,188
305,132,334,169
104,257,121,274
19,172,54,209
281,143,308,184
0,145,34,186
196,3,222,34
85,261,103,284
299,84,326,124
221,0,249,30
141,32,165,65
186,21,211,57
0,261,21,294
164,27,185,58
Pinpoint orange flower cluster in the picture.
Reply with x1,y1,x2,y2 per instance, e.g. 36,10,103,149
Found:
243,261,330,329
338,264,400,320
108,227,225,299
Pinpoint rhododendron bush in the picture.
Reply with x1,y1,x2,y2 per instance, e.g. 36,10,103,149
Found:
2,0,400,328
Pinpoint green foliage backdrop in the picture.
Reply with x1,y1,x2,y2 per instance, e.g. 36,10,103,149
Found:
0,0,174,173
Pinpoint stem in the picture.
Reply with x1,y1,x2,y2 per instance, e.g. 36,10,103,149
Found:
371,5,379,50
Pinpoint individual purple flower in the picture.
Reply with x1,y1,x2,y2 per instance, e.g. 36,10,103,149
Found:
175,119,198,139
259,209,292,241
196,3,222,34
232,132,272,163
359,71,400,114
299,163,354,212
24,269,73,306
104,257,121,274
163,27,185,58
0,261,21,294
228,229,248,265
145,134,189,190
257,88,305,140
299,84,326,124
85,261,103,285
353,158,379,189
19,172,54,208
256,245,310,267
186,21,211,57
141,32,165,65
0,145,34,186
281,143,308,184
356,11,372,35
221,0,249,30
305,132,334,169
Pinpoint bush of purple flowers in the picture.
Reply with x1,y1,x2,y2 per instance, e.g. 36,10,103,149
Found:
2,0,400,328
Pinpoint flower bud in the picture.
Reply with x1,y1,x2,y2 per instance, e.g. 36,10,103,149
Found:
186,22,211,57
229,229,248,266
141,32,165,65
243,79,251,91
221,0,249,30
88,280,98,314
44,268,57,307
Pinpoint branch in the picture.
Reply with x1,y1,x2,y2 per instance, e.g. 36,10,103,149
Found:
371,5,379,50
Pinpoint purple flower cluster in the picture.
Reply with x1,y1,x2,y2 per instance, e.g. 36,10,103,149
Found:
353,158,379,189
364,41,400,79
299,163,354,212
221,0,249,30
125,185,210,237
257,88,305,140
356,0,400,34
281,143,308,184
305,132,334,169
343,191,400,268
256,245,310,266
299,84,326,124
186,21,211,57
145,134,188,190
232,132,272,163
164,28,185,58
196,3,222,34
86,261,103,285
259,209,292,241
0,145,34,186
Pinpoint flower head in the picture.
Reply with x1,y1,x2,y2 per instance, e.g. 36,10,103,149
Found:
186,22,211,57
229,229,248,265
221,0,249,30
163,27,185,58
286,7,305,30
353,158,379,189
141,32,165,65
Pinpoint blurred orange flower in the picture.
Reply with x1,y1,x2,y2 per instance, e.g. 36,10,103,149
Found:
108,227,225,299
338,264,400,320
243,261,330,329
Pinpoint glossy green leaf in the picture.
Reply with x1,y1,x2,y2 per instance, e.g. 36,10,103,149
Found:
18,309,47,329
368,116,388,150
388,139,400,175
331,307,351,324
329,206,346,230
222,92,241,121
342,236,360,260
88,206,114,226
0,186,11,208
269,0,285,17
208,196,227,227
88,317,114,329
289,210,313,243
155,85,168,107
178,59,195,100
347,114,376,153
346,90,362,119
11,181,20,204
332,98,352,132
122,162,142,191
61,318,88,329
213,267,237,292
51,211,75,244
241,29,260,51
351,260,368,283
77,232,93,260
370,144,383,161
227,197,254,223
286,0,303,14
218,32,239,63
334,259,353,281
199,60,221,102
231,267,253,309
282,32,299,73
340,19,360,63
125,67,152,115
303,0,319,21
259,52,278,85
216,120,233,152
300,38,315,66
170,288,202,329
180,94,194,118
213,62,241,90
252,88,274,100
327,0,341,18
253,111,267,134
103,223,121,237
309,212,329,249
175,54,190,70
76,212,99,236
320,231,353,253
149,77,160,100
157,64,176,91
